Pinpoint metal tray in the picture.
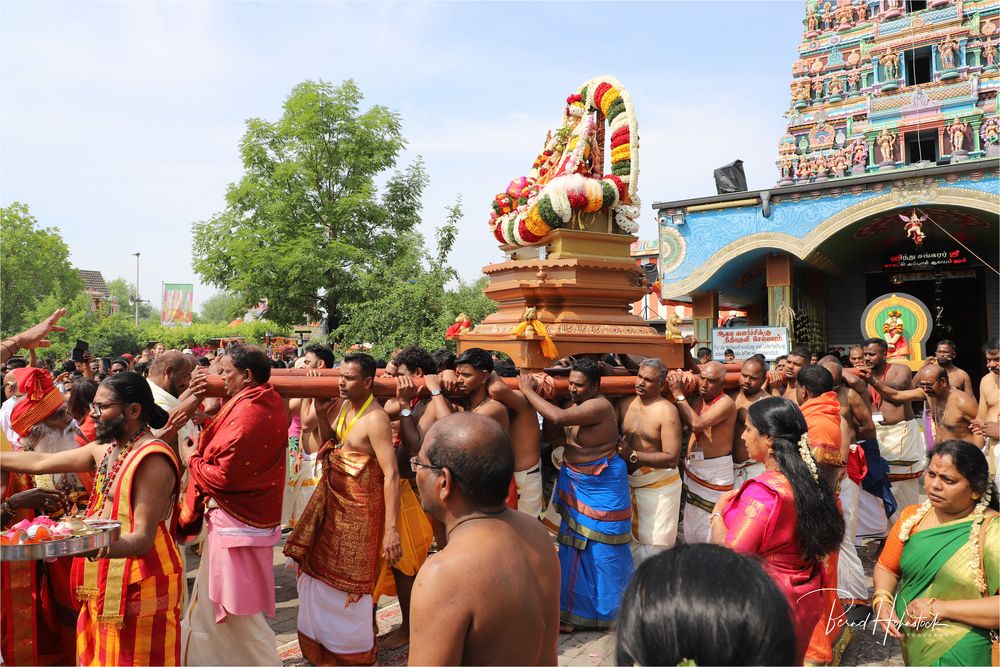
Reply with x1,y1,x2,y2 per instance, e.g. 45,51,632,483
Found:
0,519,121,562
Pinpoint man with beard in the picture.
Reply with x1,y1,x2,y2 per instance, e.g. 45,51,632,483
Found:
179,345,286,666
733,357,769,487
972,338,999,477
373,345,436,651
769,346,810,404
1,371,182,666
284,353,401,665
616,358,681,563
925,339,974,397
147,351,205,456
408,413,560,665
668,361,736,544
520,358,631,632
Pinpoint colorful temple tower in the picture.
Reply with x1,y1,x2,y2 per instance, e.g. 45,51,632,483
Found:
652,0,998,377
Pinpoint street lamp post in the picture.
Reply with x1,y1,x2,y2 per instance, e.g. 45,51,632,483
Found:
132,252,141,326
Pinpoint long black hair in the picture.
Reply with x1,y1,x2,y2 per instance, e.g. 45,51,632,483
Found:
615,543,797,666
66,377,99,422
747,397,844,562
101,372,168,430
929,440,999,511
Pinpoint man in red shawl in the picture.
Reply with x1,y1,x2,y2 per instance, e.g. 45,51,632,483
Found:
797,364,853,664
2,367,86,665
179,344,286,665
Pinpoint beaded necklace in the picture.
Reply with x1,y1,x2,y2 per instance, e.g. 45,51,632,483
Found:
89,426,151,509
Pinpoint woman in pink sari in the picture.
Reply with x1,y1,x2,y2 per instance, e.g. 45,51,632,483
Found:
711,397,845,664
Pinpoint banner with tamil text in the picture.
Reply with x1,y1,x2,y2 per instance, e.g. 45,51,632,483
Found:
711,326,789,362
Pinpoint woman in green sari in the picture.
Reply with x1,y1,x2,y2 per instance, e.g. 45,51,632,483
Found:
872,440,999,666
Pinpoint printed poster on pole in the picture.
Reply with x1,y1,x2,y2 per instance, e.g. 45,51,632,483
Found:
161,283,194,327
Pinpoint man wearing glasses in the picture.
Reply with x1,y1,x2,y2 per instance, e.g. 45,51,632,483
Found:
284,352,401,665
407,412,559,665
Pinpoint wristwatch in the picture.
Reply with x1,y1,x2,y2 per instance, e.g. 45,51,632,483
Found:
400,408,413,418
628,451,639,464
675,395,686,402
430,389,442,396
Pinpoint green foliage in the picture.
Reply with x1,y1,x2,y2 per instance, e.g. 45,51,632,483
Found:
105,277,155,321
333,199,497,359
199,291,246,323
1,202,82,335
192,79,427,330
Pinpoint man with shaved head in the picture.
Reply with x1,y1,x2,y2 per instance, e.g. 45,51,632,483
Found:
864,362,978,444
733,356,769,487
667,360,736,543
147,350,205,456
409,413,559,665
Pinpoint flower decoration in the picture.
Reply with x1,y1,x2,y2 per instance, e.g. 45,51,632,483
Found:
489,75,641,247
798,433,819,482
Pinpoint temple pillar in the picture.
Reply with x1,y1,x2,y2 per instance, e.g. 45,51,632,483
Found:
766,253,794,332
691,291,719,344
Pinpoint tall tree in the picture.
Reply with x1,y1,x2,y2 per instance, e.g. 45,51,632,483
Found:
192,79,427,330
0,202,82,335
105,277,155,321
199,291,245,323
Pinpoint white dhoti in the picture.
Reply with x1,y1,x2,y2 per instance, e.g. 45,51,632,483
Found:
733,459,766,489
837,476,869,604
856,489,889,542
877,419,924,523
682,455,734,544
282,449,320,528
541,446,564,535
181,523,280,665
514,460,544,519
296,572,375,662
629,466,682,564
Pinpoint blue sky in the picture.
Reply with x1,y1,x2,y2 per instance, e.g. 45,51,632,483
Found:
1,1,805,314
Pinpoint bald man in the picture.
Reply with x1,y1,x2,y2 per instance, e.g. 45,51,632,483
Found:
667,361,736,544
409,413,559,665
863,363,978,444
147,350,205,455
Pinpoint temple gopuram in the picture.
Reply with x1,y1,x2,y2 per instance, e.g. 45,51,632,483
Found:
652,0,998,378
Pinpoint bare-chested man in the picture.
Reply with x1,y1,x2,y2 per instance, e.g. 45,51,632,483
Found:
770,346,810,404
486,371,543,517
409,413,559,665
733,356,769,487
848,345,865,369
519,358,632,632
282,343,336,528
926,339,975,397
667,360,737,544
856,337,920,524
972,338,1000,478
615,358,681,563
284,353,401,665
422,348,509,432
819,357,873,607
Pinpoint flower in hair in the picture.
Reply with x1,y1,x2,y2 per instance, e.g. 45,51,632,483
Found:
797,433,819,482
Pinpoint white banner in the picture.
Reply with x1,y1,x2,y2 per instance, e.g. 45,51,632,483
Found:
711,327,790,362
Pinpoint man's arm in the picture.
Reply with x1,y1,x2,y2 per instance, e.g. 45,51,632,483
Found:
0,309,67,363
872,365,920,405
518,376,607,427
480,401,510,434
105,454,176,558
408,559,469,665
1,443,100,475
847,388,877,440
368,413,401,565
956,368,975,398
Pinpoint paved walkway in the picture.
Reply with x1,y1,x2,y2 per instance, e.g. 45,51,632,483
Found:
183,534,903,666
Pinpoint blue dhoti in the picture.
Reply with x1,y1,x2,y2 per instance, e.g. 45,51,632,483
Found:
554,454,633,628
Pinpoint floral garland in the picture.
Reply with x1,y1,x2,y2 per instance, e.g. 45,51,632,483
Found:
898,487,992,594
798,433,819,482
489,75,641,246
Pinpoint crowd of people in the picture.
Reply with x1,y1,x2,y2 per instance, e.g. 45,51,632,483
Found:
0,308,997,666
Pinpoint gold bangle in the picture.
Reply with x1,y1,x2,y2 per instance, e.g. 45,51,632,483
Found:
927,597,938,618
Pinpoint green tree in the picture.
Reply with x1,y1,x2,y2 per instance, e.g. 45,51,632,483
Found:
199,291,245,323
192,79,427,331
105,277,155,322
0,202,82,335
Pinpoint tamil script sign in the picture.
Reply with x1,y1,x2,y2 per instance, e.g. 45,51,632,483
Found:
161,283,194,327
883,248,967,271
711,327,790,361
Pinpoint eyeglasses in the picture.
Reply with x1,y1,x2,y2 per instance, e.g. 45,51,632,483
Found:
409,456,444,474
90,401,123,416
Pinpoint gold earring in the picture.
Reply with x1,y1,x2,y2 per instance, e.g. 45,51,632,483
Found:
972,493,981,500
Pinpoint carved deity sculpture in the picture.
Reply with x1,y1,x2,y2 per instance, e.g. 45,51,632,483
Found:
792,80,810,104
881,50,899,80
813,78,826,99
780,153,796,178
813,153,829,177
807,8,819,32
828,77,845,97
856,1,868,22
882,309,911,358
823,2,834,30
877,127,895,163
847,68,861,91
940,36,960,69
981,117,1000,146
985,41,997,67
832,149,850,176
853,137,869,164
948,119,969,152
796,156,812,179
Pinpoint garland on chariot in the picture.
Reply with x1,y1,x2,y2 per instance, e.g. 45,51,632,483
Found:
489,75,641,247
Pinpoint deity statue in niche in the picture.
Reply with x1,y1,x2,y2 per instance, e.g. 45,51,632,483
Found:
807,8,819,32
823,2,834,30
881,49,899,79
985,41,998,67
947,119,969,152
779,153,796,179
877,127,896,162
813,78,826,99
796,156,813,180
981,117,999,146
853,137,869,164
856,1,868,22
882,309,911,359
940,35,960,69
828,77,845,98
832,149,850,176
847,68,861,90
813,152,830,177
836,2,854,29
